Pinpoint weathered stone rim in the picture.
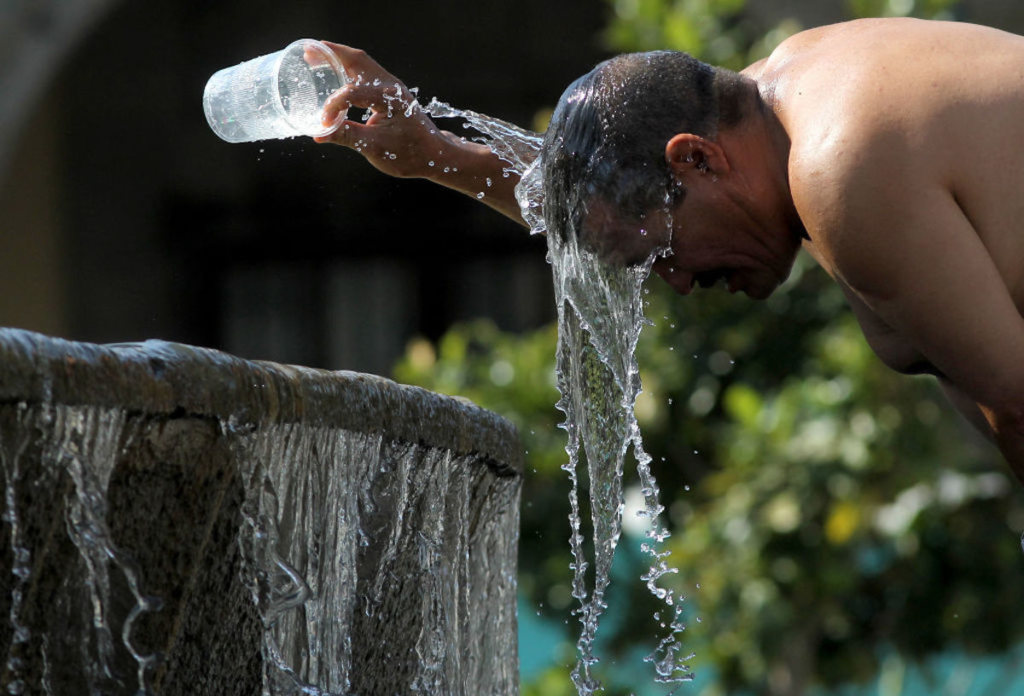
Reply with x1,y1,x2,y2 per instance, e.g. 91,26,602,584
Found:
0,327,522,476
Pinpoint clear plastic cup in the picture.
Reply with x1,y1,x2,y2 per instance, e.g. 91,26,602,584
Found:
203,39,347,143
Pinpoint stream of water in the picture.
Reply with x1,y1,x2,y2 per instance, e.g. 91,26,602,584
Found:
425,99,696,692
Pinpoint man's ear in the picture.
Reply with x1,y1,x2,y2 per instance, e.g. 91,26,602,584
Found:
665,133,730,179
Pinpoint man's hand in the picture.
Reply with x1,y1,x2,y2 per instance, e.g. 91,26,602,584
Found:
311,42,525,223
313,43,447,180
978,406,1024,485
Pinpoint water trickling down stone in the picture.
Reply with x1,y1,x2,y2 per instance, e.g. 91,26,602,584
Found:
0,329,521,695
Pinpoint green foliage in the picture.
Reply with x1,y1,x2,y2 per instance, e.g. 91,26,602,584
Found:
845,0,959,21
604,0,802,68
604,0,961,69
666,308,1024,693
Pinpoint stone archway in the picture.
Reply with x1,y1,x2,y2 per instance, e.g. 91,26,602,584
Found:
0,0,120,177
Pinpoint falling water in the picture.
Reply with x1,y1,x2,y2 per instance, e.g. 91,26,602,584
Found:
531,164,694,691
0,403,161,695
0,331,521,695
426,99,695,690
2,404,34,694
232,421,519,695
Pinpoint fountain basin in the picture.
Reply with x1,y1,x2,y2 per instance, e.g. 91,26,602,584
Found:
0,327,521,695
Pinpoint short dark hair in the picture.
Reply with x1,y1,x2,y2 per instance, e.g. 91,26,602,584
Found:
540,51,745,246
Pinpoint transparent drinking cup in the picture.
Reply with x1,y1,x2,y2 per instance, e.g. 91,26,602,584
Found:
203,39,347,143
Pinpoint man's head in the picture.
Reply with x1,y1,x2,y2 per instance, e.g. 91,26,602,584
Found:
538,50,795,298
540,51,740,254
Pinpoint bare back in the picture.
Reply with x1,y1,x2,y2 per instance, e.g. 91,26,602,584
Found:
765,19,1024,292
749,19,1024,388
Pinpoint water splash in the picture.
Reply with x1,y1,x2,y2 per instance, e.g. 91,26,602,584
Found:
423,98,543,187
434,99,695,689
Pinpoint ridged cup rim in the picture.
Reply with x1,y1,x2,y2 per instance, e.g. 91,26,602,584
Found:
276,38,347,138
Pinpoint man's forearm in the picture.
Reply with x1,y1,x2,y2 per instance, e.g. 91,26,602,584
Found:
995,430,1024,485
313,43,537,227
939,379,1024,482
425,134,526,225
982,406,1024,485
939,378,994,442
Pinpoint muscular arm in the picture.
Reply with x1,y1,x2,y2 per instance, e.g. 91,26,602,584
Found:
809,157,1024,482
313,43,528,224
938,378,995,443
838,277,1001,448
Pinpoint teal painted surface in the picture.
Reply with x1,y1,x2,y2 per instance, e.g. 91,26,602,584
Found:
518,594,570,680
519,555,1024,695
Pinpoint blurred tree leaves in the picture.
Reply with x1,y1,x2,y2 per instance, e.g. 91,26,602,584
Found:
395,0,1024,694
604,0,801,69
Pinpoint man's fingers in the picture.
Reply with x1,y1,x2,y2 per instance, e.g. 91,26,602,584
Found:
314,119,356,146
320,42,373,69
319,42,394,87
314,120,371,149
322,88,355,124
322,81,416,128
318,41,412,109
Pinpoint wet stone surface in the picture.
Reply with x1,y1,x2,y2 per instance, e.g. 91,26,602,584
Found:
0,328,522,695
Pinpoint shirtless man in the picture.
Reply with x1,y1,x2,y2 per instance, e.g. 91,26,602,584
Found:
315,18,1024,480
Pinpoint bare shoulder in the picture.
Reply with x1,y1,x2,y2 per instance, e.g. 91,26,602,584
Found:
781,19,1024,292
786,97,951,300
767,19,1024,431
786,126,884,284
766,18,1024,132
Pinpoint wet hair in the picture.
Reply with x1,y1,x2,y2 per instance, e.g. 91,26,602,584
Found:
540,51,749,246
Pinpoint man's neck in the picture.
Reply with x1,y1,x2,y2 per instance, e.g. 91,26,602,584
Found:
717,93,803,242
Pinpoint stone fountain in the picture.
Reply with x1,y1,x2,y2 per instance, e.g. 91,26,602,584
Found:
0,327,521,695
